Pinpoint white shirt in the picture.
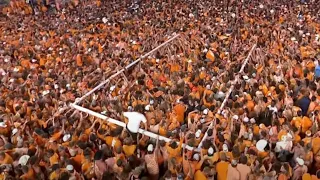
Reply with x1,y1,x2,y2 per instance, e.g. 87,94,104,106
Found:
123,112,147,133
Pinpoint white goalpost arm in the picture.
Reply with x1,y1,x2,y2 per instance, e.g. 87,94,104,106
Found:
197,44,257,148
70,103,198,151
73,34,180,105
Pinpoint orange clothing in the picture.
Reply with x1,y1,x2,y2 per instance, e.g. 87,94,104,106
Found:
49,153,59,166
194,170,207,180
312,137,320,154
123,145,136,156
0,153,13,164
301,117,312,133
76,54,83,66
167,139,183,158
173,104,186,123
21,168,35,180
216,161,229,180
105,136,121,149
206,50,215,62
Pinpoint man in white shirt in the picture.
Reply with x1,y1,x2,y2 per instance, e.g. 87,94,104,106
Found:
123,112,148,142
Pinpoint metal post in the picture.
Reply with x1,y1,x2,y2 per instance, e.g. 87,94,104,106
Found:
70,103,198,151
73,34,180,105
197,44,256,148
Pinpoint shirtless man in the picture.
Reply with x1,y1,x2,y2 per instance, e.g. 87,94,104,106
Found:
144,142,159,180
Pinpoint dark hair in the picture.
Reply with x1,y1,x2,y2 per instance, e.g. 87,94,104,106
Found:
239,155,248,164
94,150,104,160
52,164,60,171
59,172,70,180
116,159,123,166
170,141,178,149
317,170,320,178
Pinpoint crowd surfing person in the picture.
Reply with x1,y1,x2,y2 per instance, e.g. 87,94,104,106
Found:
1,0,320,179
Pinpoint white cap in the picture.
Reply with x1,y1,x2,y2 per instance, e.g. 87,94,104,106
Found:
147,144,154,152
206,85,211,90
250,118,256,123
110,85,116,91
203,109,209,115
0,122,7,128
13,67,19,72
208,147,214,155
291,37,297,41
18,155,30,165
145,104,150,111
233,115,239,120
42,90,50,96
200,118,205,124
243,75,249,80
259,4,264,8
69,149,77,157
299,30,304,35
231,159,238,165
256,139,268,152
193,153,200,161
102,17,108,24
243,117,249,123
270,9,275,14
296,157,304,166
12,128,18,135
222,144,228,152
195,129,202,138
255,91,263,97
203,48,208,53
259,124,265,129
231,13,236,18
66,164,74,171
63,134,71,142
149,100,154,105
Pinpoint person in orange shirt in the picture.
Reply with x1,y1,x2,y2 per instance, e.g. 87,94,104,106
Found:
122,137,137,157
173,101,186,124
216,153,230,180
0,152,13,165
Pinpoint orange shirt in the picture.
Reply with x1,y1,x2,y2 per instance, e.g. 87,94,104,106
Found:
105,136,121,149
0,153,13,164
301,117,312,133
216,161,229,180
122,145,136,156
166,139,183,158
312,137,320,154
194,170,207,180
173,104,186,123
21,168,35,180
49,153,59,166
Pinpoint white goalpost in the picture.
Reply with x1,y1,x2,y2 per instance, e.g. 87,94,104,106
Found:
69,32,257,152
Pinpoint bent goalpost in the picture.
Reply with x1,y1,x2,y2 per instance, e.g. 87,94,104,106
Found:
69,32,257,152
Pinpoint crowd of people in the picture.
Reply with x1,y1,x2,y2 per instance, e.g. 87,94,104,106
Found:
1,0,320,179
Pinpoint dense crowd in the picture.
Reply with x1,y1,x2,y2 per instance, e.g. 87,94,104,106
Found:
1,0,320,179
